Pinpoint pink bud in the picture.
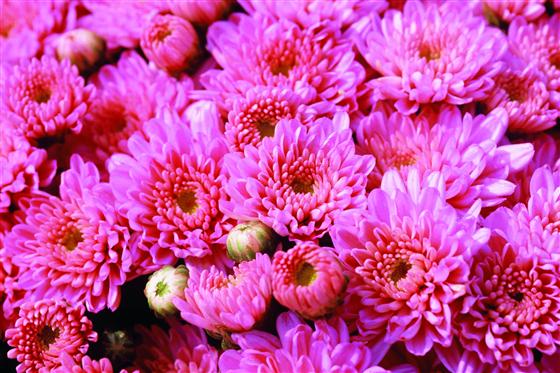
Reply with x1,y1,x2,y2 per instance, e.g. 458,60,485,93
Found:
167,0,233,27
141,14,201,74
55,29,106,73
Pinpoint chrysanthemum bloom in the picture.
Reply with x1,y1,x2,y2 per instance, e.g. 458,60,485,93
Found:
167,0,233,27
484,64,558,133
482,0,546,23
141,14,200,74
134,321,218,373
79,0,167,49
508,15,560,108
238,0,387,29
5,155,133,312
0,118,56,213
5,299,97,372
445,229,560,371
203,13,364,111
56,29,106,73
226,221,276,262
54,353,135,373
2,56,94,142
78,51,192,167
272,242,346,319
144,265,189,318
220,311,379,372
355,107,534,209
223,114,374,240
357,0,506,114
174,253,272,334
109,109,231,264
224,85,335,152
331,169,489,355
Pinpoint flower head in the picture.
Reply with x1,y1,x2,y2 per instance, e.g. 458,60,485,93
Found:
54,353,125,373
5,155,133,312
174,253,272,334
203,13,364,111
141,14,200,74
272,241,346,319
358,1,506,114
5,299,97,372
2,56,94,141
55,29,106,73
220,311,377,372
144,265,189,318
109,109,231,265
331,169,489,355
134,321,218,373
355,107,534,209
223,114,374,240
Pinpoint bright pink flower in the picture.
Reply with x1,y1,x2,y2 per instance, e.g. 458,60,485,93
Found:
141,14,200,74
2,56,94,141
223,114,374,240
78,51,192,167
54,353,134,373
5,299,97,372
109,109,232,264
331,170,489,355
357,0,506,114
174,253,272,334
203,13,364,111
5,156,134,312
355,107,534,209
238,0,387,29
0,117,56,213
508,15,560,109
78,0,167,49
167,0,233,27
272,241,346,319
219,311,380,372
133,321,218,373
482,0,546,23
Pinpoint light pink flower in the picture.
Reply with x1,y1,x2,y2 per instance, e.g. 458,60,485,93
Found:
355,107,534,209
2,56,94,141
331,169,489,355
357,0,506,114
223,114,374,240
174,253,272,334
5,299,97,372
272,241,346,319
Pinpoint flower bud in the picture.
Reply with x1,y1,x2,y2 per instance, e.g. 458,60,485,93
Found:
167,0,233,27
144,265,189,318
141,14,201,74
226,221,276,263
55,28,106,73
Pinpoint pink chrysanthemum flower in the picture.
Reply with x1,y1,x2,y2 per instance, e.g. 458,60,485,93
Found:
446,231,560,371
174,253,272,334
2,56,94,142
79,0,167,49
357,0,506,114
202,13,364,111
5,299,97,372
238,0,387,29
331,169,489,355
167,0,233,27
224,85,335,152
5,156,133,312
0,117,56,213
355,107,534,209
482,0,546,23
220,311,380,372
223,114,374,240
508,15,560,108
133,321,218,373
78,51,192,167
484,64,558,133
54,353,133,373
272,241,346,319
140,14,200,74
109,109,231,264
